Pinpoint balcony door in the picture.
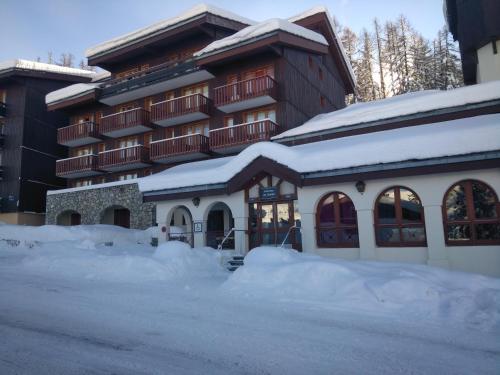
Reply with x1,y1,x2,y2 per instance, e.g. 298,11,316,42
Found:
242,66,274,96
244,108,276,135
183,84,209,109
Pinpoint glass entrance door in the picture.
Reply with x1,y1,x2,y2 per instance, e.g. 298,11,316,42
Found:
249,201,301,251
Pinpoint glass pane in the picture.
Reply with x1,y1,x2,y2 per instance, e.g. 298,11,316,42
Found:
339,194,356,225
293,200,301,228
276,203,290,229
340,228,359,244
472,181,498,219
319,229,338,244
400,189,423,223
261,232,275,246
249,203,258,230
401,227,426,242
377,227,400,243
446,184,468,220
319,195,335,226
276,232,292,248
378,189,396,224
260,204,274,229
447,224,471,240
475,224,500,240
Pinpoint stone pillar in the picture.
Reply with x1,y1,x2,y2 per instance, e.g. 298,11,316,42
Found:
233,216,248,254
356,208,377,260
423,204,450,269
298,212,315,253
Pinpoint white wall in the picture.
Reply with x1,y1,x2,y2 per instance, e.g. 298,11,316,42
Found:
477,40,500,83
155,169,500,277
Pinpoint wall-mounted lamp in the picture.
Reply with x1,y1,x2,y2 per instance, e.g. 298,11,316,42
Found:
355,181,366,194
192,197,201,207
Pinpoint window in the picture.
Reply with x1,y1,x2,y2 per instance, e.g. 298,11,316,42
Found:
375,187,426,246
444,180,500,245
74,146,92,157
119,173,138,181
320,96,326,107
308,56,314,69
118,137,139,148
316,192,359,247
318,67,323,80
74,179,92,187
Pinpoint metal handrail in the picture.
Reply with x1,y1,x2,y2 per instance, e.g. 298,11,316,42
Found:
217,227,235,251
280,225,298,248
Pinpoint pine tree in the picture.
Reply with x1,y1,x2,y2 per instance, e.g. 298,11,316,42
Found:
373,18,386,98
357,29,378,101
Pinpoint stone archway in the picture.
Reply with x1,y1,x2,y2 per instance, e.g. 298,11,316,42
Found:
166,205,193,246
100,205,131,228
56,210,81,226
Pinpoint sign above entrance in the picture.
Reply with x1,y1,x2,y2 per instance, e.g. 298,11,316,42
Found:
259,187,278,200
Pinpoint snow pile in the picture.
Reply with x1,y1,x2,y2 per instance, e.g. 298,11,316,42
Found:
0,224,149,246
86,4,255,58
223,247,500,331
0,59,94,78
195,18,328,57
138,113,500,193
46,82,100,105
274,80,500,140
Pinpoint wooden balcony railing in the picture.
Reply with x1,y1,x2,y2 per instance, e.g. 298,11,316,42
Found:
98,145,150,169
100,108,150,135
214,76,277,108
209,119,279,150
151,93,210,125
56,154,100,176
57,121,100,145
151,134,210,161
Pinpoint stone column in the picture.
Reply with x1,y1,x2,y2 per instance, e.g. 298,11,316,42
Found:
356,208,377,260
233,216,248,254
423,204,450,269
298,212,315,253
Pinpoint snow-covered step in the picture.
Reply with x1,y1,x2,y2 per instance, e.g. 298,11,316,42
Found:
226,255,244,272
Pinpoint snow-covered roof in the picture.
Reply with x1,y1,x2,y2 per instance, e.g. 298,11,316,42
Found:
273,80,500,141
47,179,136,196
85,4,255,59
46,83,100,105
0,59,95,78
288,6,356,87
194,18,328,57
137,113,500,193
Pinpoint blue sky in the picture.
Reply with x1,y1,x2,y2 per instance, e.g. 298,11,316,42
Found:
1,0,445,65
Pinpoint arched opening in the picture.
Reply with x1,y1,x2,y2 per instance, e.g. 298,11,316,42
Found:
167,205,193,246
374,186,426,246
316,192,359,247
56,210,81,226
443,179,500,245
101,205,130,228
205,202,235,249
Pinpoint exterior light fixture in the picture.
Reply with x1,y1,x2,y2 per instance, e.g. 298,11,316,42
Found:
355,181,366,193
192,197,201,207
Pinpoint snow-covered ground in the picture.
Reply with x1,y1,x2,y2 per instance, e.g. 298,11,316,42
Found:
0,225,499,374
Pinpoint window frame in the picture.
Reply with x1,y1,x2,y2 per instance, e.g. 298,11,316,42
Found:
374,186,427,247
315,191,359,248
442,179,500,246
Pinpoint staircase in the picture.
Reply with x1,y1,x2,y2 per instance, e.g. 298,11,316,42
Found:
225,255,244,272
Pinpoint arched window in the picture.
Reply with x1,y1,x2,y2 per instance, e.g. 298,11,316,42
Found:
375,187,426,246
443,180,500,245
316,192,358,247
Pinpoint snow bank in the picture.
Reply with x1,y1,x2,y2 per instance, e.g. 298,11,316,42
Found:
223,247,500,331
0,59,94,78
273,80,500,140
86,4,255,58
195,18,327,57
138,113,500,193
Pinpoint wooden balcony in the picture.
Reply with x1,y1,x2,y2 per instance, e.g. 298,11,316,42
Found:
56,154,103,178
0,102,5,118
98,145,152,172
214,76,278,113
100,108,152,138
57,121,103,147
150,134,210,164
151,93,211,127
209,119,279,154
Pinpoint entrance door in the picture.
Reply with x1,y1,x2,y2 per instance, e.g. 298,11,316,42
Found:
114,209,130,228
70,213,81,226
250,201,301,251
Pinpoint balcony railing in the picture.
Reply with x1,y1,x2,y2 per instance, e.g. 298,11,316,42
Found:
98,144,151,171
100,108,151,137
214,76,277,112
151,93,211,127
209,119,279,152
57,121,102,147
56,154,102,178
0,102,6,117
151,134,210,163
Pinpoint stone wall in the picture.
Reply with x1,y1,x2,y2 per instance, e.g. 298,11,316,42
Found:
46,183,155,229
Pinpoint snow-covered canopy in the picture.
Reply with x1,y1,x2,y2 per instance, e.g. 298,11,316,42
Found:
46,83,100,105
194,18,328,57
85,4,255,59
273,80,500,141
135,113,500,193
0,59,95,78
